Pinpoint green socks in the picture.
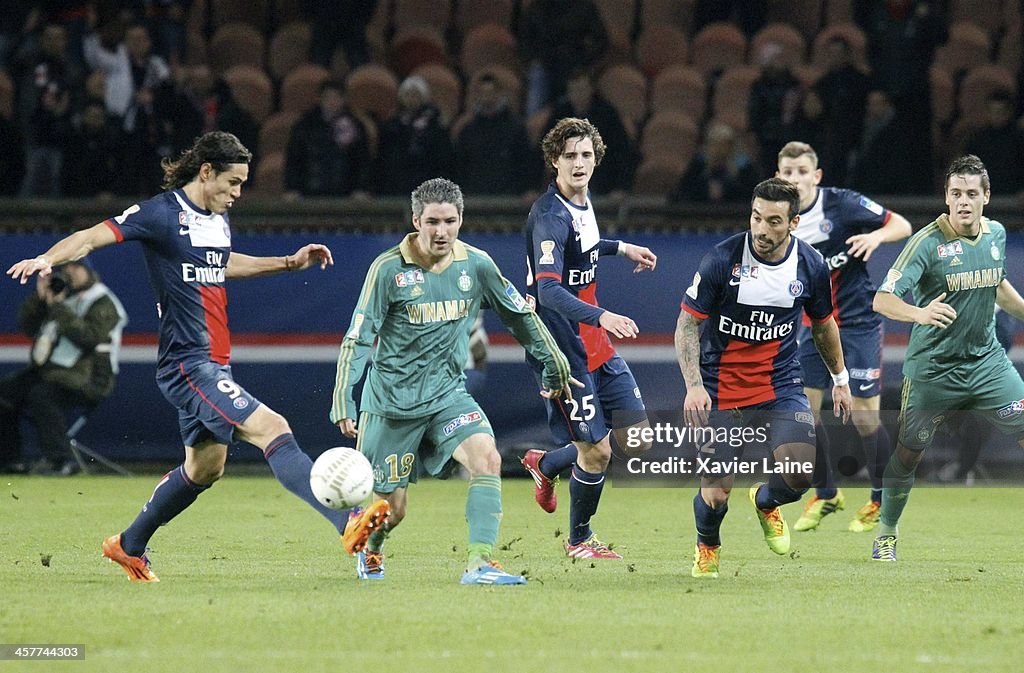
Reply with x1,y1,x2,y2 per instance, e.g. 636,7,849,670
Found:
466,475,502,569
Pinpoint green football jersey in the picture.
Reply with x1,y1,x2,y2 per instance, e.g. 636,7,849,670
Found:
331,234,570,421
879,214,1006,378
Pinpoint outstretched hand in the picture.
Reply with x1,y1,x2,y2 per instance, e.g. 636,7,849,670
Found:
290,244,334,271
622,243,657,273
7,256,53,284
540,376,584,400
918,292,957,328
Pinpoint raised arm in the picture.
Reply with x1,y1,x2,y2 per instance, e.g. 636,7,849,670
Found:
7,222,118,283
846,212,913,261
226,244,333,279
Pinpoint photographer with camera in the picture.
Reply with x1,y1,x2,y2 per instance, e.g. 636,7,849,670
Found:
0,259,126,475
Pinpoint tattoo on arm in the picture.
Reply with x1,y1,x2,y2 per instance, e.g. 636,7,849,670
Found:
675,311,705,387
811,321,842,373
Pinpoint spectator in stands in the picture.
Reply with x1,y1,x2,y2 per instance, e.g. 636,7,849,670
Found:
857,0,946,194
813,35,872,186
849,89,909,195
158,67,258,164
16,23,81,197
518,0,608,114
285,80,371,197
84,20,171,195
785,89,827,153
0,259,126,475
143,0,188,67
375,75,455,196
455,73,535,196
748,42,803,178
63,102,121,198
0,1,38,69
671,122,758,204
965,90,1024,196
0,101,25,195
545,70,633,196
306,0,377,70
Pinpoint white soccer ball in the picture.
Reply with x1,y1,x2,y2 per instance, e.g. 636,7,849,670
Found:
309,447,374,509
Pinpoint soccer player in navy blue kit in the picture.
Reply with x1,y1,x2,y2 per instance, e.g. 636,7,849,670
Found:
777,141,912,533
676,178,852,578
7,132,389,581
519,117,657,559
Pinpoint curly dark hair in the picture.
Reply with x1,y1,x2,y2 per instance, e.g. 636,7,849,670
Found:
541,117,606,174
161,131,252,190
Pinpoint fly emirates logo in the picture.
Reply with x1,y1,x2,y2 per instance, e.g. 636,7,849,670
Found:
718,309,793,342
182,251,226,283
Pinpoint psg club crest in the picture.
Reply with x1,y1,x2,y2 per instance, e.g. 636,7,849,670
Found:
788,280,803,296
819,219,833,234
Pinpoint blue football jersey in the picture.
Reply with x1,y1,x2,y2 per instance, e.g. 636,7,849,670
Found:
681,232,834,409
525,183,617,374
104,189,233,366
792,186,890,328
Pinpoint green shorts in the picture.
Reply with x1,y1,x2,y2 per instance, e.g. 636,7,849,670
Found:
355,391,493,493
899,352,1024,450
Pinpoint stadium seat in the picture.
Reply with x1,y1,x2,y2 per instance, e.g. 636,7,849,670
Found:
388,27,448,78
635,26,689,78
185,29,208,67
710,65,760,132
258,111,300,156
394,0,452,35
766,0,822,38
212,0,269,32
411,63,462,125
268,22,312,82
222,65,274,123
460,24,518,77
254,151,285,194
933,21,993,77
526,107,552,146
639,0,696,36
632,157,687,197
957,64,1018,120
597,63,648,139
208,23,265,74
792,64,823,87
271,0,305,25
929,66,956,127
594,0,638,56
650,65,706,121
949,0,1019,36
279,63,331,114
690,22,747,77
811,23,868,70
0,69,14,120
640,111,699,172
455,0,514,34
346,64,400,122
998,27,1022,74
750,23,807,69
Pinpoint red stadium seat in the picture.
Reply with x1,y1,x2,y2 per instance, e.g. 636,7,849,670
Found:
597,64,648,138
279,63,331,114
208,23,265,74
691,23,747,77
346,64,400,122
750,23,807,69
211,0,269,32
632,157,687,197
766,0,822,38
639,0,696,36
933,21,992,77
455,0,514,34
394,0,452,35
388,27,448,78
268,22,312,82
258,111,300,156
412,63,462,125
253,151,284,194
710,65,760,131
811,23,868,70
650,65,706,121
222,65,274,124
0,69,14,120
460,24,518,77
640,111,699,172
635,26,689,78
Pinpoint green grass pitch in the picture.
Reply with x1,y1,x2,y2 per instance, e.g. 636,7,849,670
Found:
2,475,1022,673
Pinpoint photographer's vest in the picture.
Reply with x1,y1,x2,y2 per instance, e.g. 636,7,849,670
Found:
32,283,128,371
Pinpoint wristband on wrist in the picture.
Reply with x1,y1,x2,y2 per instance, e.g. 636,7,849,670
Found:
832,368,850,387
616,241,626,256
285,255,295,271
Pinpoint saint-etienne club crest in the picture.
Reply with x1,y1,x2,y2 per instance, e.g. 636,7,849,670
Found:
458,270,473,292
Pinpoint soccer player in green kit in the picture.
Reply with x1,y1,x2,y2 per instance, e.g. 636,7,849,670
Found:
872,155,1024,562
331,178,578,584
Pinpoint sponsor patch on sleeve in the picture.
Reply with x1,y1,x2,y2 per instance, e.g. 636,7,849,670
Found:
685,272,701,300
879,268,902,293
539,240,556,265
859,197,884,216
504,283,526,310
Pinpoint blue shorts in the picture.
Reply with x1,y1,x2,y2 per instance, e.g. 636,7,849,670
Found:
798,323,883,398
156,360,261,447
544,355,647,445
698,393,816,465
